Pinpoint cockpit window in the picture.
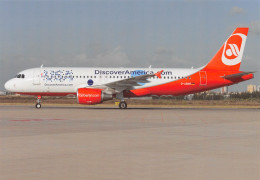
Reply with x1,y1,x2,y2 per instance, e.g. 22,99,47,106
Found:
16,74,25,78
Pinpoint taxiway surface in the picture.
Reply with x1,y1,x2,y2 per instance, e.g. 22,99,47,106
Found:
0,105,259,180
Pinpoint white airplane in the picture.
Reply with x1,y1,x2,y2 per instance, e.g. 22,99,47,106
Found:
4,27,254,109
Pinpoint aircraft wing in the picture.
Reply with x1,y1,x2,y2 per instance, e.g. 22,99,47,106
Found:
103,70,163,91
221,72,255,80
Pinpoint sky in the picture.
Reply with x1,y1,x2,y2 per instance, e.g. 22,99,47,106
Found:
0,0,259,92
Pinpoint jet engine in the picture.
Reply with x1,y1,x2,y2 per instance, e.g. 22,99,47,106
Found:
77,88,113,105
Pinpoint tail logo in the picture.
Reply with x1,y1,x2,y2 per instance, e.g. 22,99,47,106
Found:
226,44,240,57
222,33,246,66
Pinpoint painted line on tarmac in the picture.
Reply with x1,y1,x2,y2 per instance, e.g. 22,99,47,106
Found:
9,118,66,122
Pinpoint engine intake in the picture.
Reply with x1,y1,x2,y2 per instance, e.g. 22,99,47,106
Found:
77,88,113,105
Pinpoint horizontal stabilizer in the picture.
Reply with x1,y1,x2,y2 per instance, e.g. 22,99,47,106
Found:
221,72,255,80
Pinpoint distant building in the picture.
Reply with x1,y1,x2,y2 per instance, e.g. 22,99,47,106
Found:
247,84,256,93
257,85,260,92
220,86,228,94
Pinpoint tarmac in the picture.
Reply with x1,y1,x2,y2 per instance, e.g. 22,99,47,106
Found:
0,105,259,180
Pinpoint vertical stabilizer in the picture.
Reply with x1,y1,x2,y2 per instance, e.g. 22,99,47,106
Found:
204,27,248,71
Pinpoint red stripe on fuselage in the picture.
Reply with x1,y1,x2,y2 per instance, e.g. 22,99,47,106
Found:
15,92,77,96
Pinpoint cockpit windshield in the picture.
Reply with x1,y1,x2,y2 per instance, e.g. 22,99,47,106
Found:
15,74,25,78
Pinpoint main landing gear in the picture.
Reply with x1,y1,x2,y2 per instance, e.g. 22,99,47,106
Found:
35,95,42,109
116,92,127,109
119,101,127,109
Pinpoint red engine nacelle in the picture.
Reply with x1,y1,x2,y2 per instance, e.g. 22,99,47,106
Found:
77,88,113,105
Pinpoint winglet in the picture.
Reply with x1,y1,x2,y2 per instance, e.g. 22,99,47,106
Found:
155,70,164,79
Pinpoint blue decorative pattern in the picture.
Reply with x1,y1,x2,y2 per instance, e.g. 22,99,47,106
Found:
131,70,146,86
42,70,74,82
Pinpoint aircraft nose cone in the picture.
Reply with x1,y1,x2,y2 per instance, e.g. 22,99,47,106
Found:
4,80,12,92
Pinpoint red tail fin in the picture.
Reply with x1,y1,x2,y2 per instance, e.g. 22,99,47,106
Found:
203,27,248,71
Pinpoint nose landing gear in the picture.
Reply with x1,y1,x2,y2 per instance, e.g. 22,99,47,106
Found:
35,95,42,109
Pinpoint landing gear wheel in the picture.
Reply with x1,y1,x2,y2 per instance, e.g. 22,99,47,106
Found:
35,103,41,109
119,101,127,109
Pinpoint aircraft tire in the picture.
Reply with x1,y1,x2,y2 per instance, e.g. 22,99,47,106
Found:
35,103,41,109
119,102,127,109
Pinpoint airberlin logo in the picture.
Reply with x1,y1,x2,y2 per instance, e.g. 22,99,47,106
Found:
226,44,240,57
78,94,100,98
222,33,247,66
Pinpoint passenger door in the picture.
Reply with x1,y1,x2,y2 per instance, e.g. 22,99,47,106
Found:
33,69,41,85
199,71,207,85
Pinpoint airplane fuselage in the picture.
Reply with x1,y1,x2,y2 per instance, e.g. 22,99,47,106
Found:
4,67,253,97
